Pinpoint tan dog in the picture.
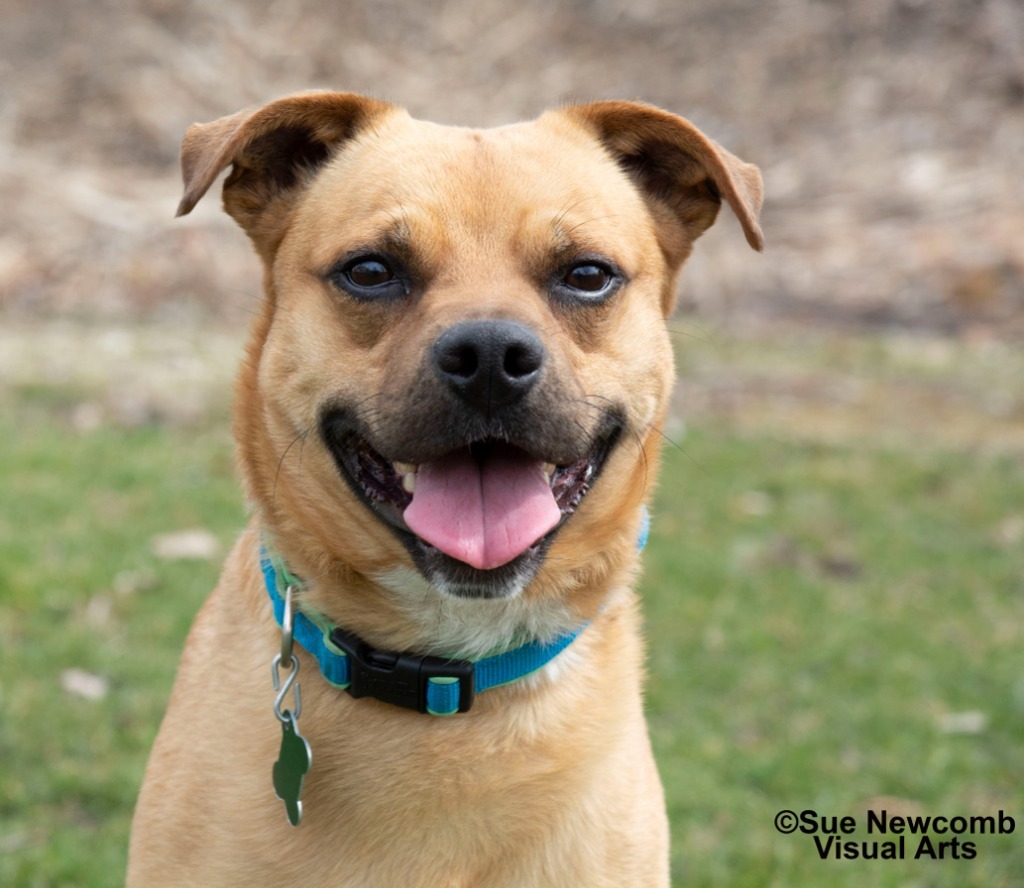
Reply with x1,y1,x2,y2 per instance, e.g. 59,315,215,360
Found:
127,92,762,887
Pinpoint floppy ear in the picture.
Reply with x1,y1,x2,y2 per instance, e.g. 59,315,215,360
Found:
176,91,395,253
563,101,764,259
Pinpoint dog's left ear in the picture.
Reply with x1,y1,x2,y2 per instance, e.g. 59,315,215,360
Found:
563,101,764,260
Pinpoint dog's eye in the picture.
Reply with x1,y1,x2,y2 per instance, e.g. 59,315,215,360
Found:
345,258,394,288
329,255,406,300
563,264,611,293
555,260,620,303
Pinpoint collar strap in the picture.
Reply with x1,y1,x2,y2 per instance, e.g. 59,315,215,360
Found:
259,507,649,717
260,547,585,716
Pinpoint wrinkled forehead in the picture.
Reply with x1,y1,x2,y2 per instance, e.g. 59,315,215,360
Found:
291,112,657,270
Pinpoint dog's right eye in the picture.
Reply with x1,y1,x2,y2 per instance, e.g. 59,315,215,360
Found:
329,255,405,300
347,259,393,287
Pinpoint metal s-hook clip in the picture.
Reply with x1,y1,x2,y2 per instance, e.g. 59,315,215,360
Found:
271,651,302,723
269,583,311,826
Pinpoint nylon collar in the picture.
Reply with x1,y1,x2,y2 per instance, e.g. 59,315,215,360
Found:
260,507,649,717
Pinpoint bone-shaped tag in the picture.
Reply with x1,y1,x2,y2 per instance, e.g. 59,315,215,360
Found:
273,712,311,826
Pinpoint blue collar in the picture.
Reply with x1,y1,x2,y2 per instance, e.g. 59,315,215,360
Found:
260,507,649,717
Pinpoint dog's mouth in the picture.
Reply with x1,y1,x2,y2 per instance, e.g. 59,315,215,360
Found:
322,416,620,595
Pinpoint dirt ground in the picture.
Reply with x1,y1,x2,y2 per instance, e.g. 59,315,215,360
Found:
1,0,1022,337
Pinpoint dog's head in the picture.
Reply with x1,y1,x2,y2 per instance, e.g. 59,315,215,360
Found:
179,92,761,605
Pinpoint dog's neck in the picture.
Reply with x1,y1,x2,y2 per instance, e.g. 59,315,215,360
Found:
260,507,648,662
369,565,603,661
261,541,616,717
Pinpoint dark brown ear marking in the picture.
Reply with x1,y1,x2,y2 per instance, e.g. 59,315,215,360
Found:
564,100,764,252
175,91,395,220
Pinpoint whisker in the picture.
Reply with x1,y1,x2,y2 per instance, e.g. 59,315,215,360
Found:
631,428,650,492
664,320,718,347
551,195,598,232
562,214,620,237
273,429,309,507
646,422,706,475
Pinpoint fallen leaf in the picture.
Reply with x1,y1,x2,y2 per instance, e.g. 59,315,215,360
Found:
60,669,109,701
150,529,219,560
937,711,987,735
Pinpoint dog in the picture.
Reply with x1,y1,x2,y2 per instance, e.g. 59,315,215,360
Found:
126,91,762,887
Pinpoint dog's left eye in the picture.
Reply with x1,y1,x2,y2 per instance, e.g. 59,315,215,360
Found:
557,261,619,301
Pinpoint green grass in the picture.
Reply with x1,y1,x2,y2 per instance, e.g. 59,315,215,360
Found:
0,397,240,887
2,378,1022,886
646,432,1024,886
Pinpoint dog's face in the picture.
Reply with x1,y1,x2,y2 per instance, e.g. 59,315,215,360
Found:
179,93,762,602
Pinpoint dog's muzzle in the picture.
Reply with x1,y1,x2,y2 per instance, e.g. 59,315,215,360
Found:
320,319,623,597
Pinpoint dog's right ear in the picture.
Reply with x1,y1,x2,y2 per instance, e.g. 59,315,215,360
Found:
176,91,395,251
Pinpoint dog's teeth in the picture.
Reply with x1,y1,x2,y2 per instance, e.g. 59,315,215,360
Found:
542,462,556,483
393,462,416,475
402,472,417,494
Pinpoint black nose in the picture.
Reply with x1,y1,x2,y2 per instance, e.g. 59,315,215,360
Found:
432,320,545,413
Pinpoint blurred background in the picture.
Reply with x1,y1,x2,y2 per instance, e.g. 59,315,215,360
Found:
1,1,1022,886
3,0,1023,333
3,0,1023,438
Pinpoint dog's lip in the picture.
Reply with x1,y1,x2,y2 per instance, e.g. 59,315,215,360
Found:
331,434,613,532
320,414,622,572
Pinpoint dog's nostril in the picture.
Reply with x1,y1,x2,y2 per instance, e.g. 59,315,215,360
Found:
504,344,541,379
438,345,478,380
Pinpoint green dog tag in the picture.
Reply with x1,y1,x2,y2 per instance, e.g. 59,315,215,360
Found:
273,712,312,826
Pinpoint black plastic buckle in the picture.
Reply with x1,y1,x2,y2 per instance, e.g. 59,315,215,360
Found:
329,626,475,714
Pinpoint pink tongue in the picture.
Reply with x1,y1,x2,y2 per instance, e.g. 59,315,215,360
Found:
403,446,560,570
